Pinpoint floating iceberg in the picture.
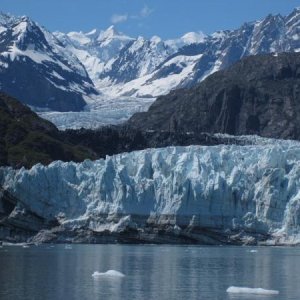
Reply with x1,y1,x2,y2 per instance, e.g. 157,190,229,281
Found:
227,286,279,295
92,270,125,278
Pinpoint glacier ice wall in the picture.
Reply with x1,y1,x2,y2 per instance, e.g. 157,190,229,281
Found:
1,139,300,243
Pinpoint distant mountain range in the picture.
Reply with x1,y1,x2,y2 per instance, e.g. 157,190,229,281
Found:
1,8,300,118
57,8,300,100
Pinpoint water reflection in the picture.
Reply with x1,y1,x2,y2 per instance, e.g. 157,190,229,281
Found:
0,245,299,300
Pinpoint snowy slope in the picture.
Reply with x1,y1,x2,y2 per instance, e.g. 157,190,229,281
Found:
54,26,134,83
0,13,97,111
110,9,300,98
54,8,300,101
1,137,300,244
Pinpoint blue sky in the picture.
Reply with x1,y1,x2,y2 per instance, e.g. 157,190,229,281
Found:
1,0,300,38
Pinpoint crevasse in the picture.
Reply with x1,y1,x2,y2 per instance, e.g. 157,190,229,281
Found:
1,138,300,243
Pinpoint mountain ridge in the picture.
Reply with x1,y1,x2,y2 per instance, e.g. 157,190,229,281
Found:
56,7,300,100
128,51,300,140
2,8,300,127
0,12,98,111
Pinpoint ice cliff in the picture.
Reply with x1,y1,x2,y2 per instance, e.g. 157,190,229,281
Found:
1,137,300,244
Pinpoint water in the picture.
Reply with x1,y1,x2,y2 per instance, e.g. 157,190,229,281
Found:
0,245,300,300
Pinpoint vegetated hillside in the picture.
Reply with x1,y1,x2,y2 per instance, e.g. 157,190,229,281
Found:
128,52,300,140
0,93,96,168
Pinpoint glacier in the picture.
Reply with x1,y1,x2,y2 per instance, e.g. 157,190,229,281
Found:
1,137,300,244
37,95,154,130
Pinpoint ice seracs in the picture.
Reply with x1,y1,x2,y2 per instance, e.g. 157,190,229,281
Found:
1,136,300,244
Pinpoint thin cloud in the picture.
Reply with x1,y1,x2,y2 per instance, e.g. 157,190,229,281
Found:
110,5,153,25
140,5,154,18
111,14,128,24
131,5,154,20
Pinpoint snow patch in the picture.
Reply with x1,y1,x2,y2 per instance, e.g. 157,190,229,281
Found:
0,26,6,34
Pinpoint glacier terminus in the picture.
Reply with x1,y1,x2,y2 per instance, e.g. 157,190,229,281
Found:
1,136,300,245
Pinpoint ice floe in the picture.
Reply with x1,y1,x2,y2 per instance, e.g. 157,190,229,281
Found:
227,286,279,295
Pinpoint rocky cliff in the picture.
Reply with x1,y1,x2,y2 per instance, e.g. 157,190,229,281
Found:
129,52,300,140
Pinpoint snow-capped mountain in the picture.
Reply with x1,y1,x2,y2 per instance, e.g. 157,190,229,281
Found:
0,13,97,111
105,9,300,98
54,25,134,84
1,136,300,244
53,8,300,101
55,27,207,97
2,8,300,125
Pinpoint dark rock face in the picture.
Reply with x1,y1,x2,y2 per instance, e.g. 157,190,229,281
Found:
63,127,255,160
128,52,300,140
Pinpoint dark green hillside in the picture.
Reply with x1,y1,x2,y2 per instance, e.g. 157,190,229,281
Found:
0,93,96,168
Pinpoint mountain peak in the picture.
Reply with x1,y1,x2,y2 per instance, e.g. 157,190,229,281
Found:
150,35,162,44
293,6,300,12
98,25,119,40
86,28,99,36
181,31,206,44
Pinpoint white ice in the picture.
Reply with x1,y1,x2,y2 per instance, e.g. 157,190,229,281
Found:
2,136,300,244
92,270,125,278
227,286,279,295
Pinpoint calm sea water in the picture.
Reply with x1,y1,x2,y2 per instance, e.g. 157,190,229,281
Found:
0,244,299,300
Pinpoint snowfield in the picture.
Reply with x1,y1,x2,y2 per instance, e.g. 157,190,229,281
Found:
1,137,300,244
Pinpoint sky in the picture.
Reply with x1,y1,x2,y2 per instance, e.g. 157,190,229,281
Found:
1,0,300,39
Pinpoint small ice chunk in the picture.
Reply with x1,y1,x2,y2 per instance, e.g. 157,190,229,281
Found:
22,245,30,248
250,250,258,253
227,286,279,295
64,245,72,250
92,270,125,278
